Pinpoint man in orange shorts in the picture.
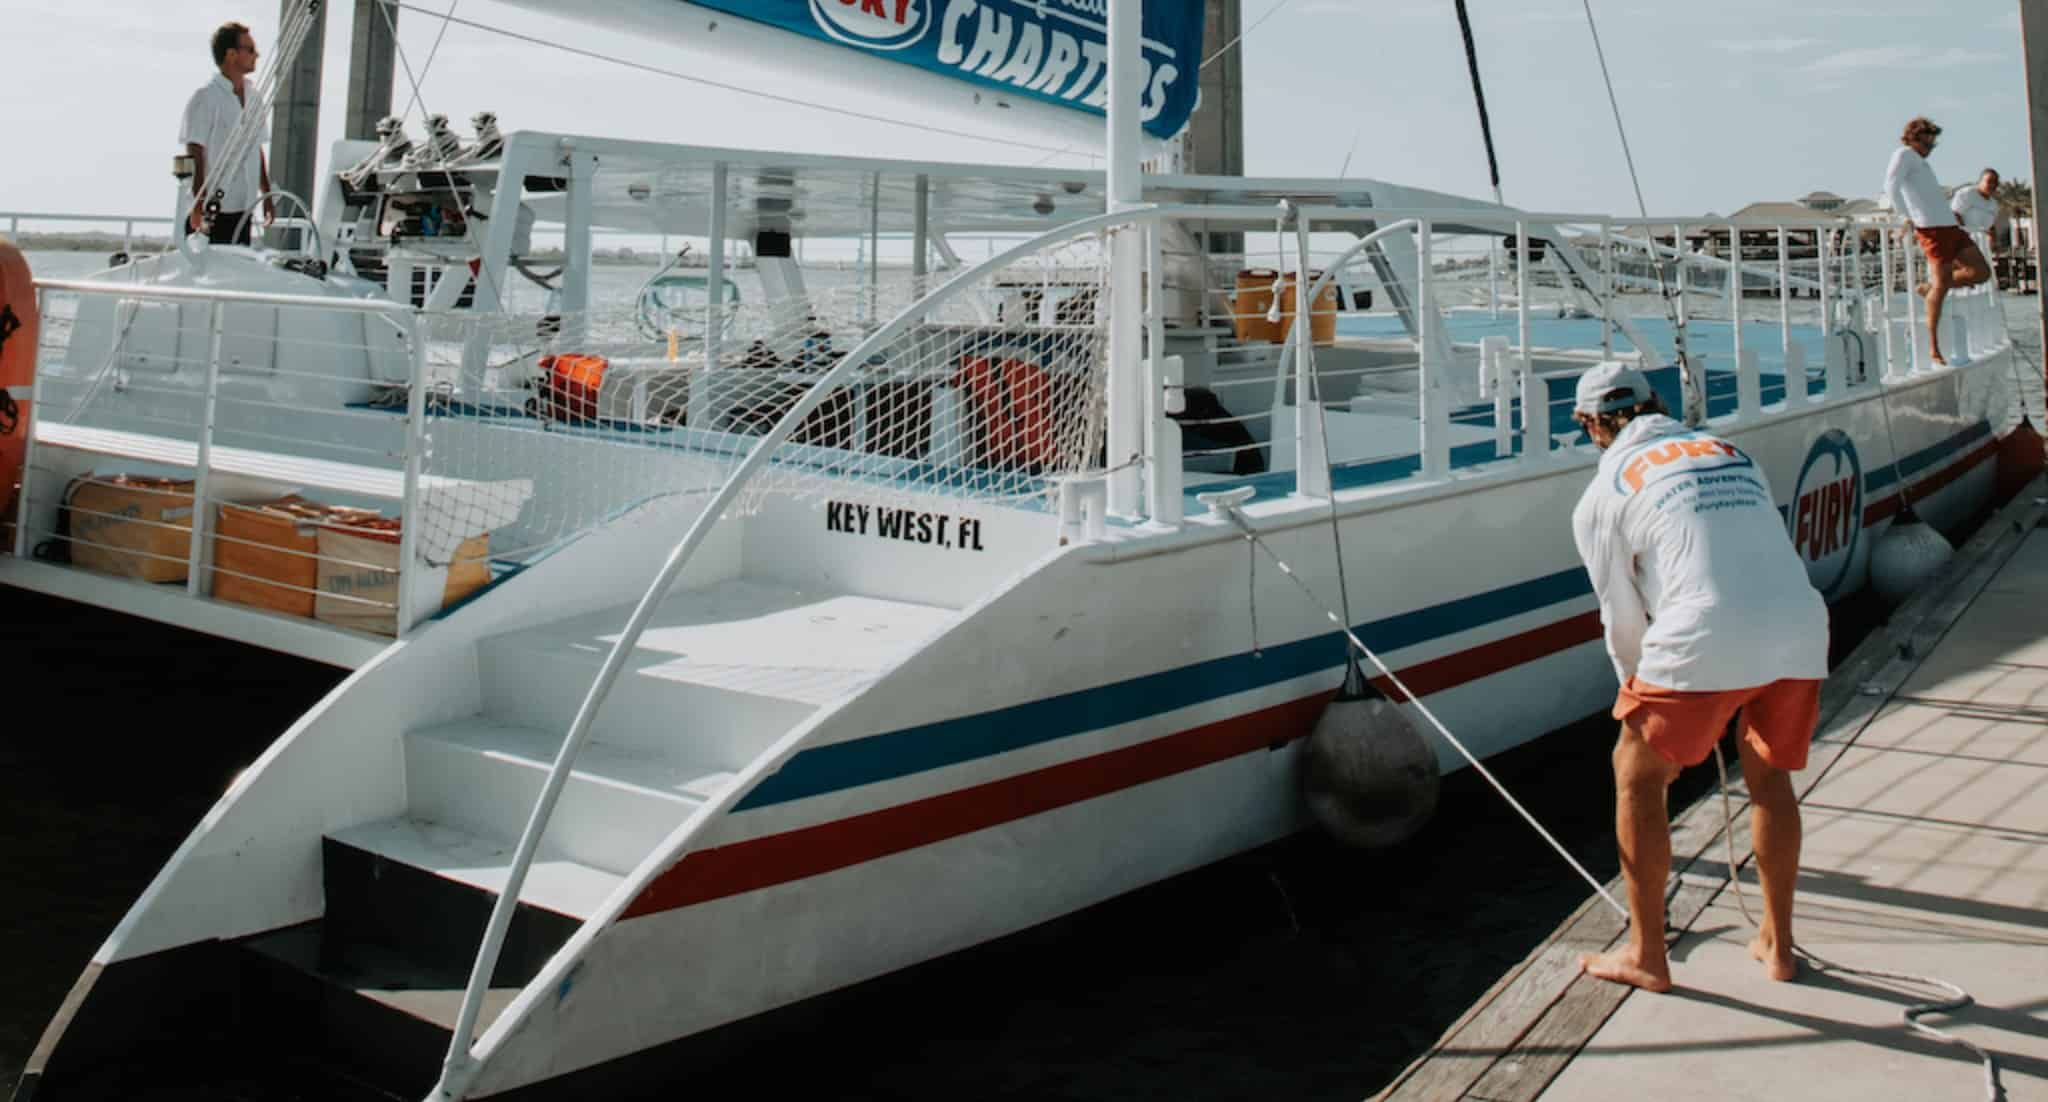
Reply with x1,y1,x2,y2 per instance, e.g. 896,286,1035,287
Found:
1885,117,1990,365
1568,363,1830,992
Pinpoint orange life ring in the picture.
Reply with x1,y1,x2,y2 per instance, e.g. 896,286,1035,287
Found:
956,355,1057,470
0,238,38,527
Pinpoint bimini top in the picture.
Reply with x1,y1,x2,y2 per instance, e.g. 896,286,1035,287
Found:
494,130,1507,241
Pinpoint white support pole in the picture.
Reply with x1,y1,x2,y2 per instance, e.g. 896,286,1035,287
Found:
1490,233,1507,315
1146,219,1183,526
1728,222,1742,401
1904,230,1921,372
1294,214,1331,497
396,317,430,637
1736,347,1761,419
1482,335,1513,459
558,149,598,346
1777,226,1791,358
1599,221,1613,359
184,301,226,597
912,174,930,299
1673,223,1689,333
1880,224,1895,372
867,171,881,327
1106,0,1144,517
13,288,46,557
1818,226,1832,341
1419,219,1448,480
1515,219,1536,458
705,162,728,373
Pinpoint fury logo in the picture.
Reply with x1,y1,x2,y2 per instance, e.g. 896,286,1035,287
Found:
811,0,930,50
1788,429,1864,598
1616,437,1752,494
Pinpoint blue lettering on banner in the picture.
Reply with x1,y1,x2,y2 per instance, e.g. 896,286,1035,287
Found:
688,0,1204,140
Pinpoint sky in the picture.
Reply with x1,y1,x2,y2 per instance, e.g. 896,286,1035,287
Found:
0,0,2034,226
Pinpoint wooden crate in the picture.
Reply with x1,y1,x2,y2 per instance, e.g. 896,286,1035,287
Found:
212,498,381,618
64,475,195,583
314,517,490,636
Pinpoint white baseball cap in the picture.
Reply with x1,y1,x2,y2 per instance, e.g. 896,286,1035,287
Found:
1573,362,1656,416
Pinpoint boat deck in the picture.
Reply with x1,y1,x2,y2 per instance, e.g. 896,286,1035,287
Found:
1376,475,2048,1102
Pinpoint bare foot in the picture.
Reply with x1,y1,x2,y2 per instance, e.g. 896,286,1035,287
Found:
1749,936,1799,982
1930,351,1949,367
1914,282,1931,298
1580,948,1672,993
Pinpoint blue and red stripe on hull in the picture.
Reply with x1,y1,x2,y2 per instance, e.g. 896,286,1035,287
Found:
623,609,1604,917
621,418,2002,919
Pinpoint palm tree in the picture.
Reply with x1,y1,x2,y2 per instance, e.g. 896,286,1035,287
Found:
1996,178,2033,219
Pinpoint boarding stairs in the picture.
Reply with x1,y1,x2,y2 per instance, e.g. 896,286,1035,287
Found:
226,574,961,1093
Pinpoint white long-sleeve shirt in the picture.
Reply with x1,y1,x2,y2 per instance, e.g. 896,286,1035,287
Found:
1571,415,1829,691
1884,147,1957,229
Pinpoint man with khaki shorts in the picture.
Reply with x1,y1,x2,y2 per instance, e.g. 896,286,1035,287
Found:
1885,117,1990,365
1568,363,1829,992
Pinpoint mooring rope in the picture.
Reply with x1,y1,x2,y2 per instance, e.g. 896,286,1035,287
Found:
1214,507,1628,919
1711,748,2004,1101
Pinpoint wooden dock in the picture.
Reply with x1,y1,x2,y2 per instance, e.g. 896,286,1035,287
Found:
1378,475,2048,1102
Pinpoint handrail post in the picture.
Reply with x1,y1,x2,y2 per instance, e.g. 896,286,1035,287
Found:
395,314,430,637
1598,221,1613,359
1777,225,1791,359
1904,228,1921,373
1144,219,1183,526
14,288,48,558
1418,218,1448,480
1515,219,1542,462
1818,226,1832,343
1880,223,1895,374
184,301,225,596
1729,222,1743,407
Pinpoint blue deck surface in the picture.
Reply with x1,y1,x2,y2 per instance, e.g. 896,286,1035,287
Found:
1338,311,1828,376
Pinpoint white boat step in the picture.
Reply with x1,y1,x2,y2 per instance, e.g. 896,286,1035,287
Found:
35,421,531,555
326,816,622,921
406,717,733,875
478,578,959,765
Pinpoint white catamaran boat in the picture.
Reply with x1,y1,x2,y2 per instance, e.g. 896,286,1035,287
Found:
7,2,2032,1098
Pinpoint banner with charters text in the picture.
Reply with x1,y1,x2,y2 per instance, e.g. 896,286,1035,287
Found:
687,0,1205,140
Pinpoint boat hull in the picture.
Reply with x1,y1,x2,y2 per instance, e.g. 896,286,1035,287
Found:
462,356,2010,1094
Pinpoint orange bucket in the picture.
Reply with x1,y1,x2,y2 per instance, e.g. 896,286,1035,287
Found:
1232,269,1283,343
1278,272,1340,346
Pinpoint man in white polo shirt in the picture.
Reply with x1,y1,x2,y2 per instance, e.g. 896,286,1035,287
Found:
1884,117,1989,366
180,21,273,245
1569,363,1829,993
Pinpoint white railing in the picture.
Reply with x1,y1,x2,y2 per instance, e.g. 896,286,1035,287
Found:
4,211,176,259
23,278,445,634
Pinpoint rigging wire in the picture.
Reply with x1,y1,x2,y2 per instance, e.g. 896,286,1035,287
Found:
395,0,463,125
1577,0,1696,416
1031,0,1299,169
1201,0,1296,71
382,1,1074,156
1451,0,1503,202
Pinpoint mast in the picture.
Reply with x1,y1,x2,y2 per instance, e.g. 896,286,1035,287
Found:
2024,0,2048,387
1189,0,1246,255
271,0,327,209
